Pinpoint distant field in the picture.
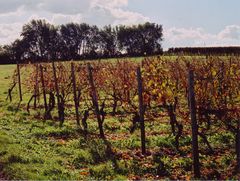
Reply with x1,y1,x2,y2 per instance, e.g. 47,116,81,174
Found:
0,64,15,96
0,56,240,179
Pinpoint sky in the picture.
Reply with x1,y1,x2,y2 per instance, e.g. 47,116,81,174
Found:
0,0,240,50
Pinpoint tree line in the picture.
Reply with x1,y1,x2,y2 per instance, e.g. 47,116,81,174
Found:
167,47,240,55
0,19,163,64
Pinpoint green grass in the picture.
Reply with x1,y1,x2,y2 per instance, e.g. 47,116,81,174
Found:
0,64,16,100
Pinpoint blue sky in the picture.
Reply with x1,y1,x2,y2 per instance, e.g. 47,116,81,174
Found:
128,0,240,32
0,0,239,49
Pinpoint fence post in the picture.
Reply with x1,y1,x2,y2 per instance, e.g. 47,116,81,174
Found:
87,63,105,138
188,69,201,178
17,61,22,102
40,65,48,116
52,61,63,126
136,66,146,155
236,124,240,172
34,64,39,108
71,62,80,126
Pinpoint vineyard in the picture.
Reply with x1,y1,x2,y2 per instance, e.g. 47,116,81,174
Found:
1,56,240,179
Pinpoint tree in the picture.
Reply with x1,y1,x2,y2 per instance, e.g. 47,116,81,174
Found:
1,19,164,64
137,22,163,55
117,25,136,56
117,22,163,56
11,38,30,62
21,19,58,61
99,25,118,58
60,23,84,59
0,45,14,64
84,25,101,58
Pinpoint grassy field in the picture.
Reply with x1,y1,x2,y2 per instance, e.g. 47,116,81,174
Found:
0,59,238,180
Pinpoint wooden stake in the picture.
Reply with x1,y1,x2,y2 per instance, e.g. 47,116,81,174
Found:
136,67,146,155
40,65,48,114
17,61,22,102
188,69,200,178
52,61,63,126
87,63,105,138
34,64,39,108
71,62,80,126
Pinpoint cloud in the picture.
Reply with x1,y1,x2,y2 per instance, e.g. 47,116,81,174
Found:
164,25,240,49
51,14,83,25
0,0,150,45
0,23,22,44
0,0,27,14
90,0,128,8
218,25,240,40
86,0,149,26
108,8,149,25
165,27,213,42
38,0,91,15
0,0,148,26
87,5,149,26
1,0,239,49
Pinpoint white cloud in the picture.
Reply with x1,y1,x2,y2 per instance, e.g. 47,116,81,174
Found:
218,25,240,40
0,0,150,45
87,0,149,25
164,25,240,49
88,5,149,26
109,8,149,25
0,0,147,26
38,0,91,15
0,23,22,44
165,27,213,42
51,14,83,25
1,0,239,49
90,0,128,8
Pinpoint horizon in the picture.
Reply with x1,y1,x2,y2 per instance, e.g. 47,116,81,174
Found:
0,0,239,49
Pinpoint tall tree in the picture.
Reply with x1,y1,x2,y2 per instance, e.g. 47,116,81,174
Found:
3,19,164,63
0,45,14,64
137,22,163,55
117,22,163,56
11,38,29,62
99,25,118,58
84,25,100,58
60,23,81,59
21,19,57,61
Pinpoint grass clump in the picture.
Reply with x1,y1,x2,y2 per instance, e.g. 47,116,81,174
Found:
72,149,93,168
89,161,115,180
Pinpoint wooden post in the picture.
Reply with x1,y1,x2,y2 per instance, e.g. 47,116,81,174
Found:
40,65,48,114
52,61,62,126
17,61,22,102
188,69,200,178
220,62,227,104
136,67,146,155
87,63,105,138
34,64,39,108
236,123,240,172
71,62,80,126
